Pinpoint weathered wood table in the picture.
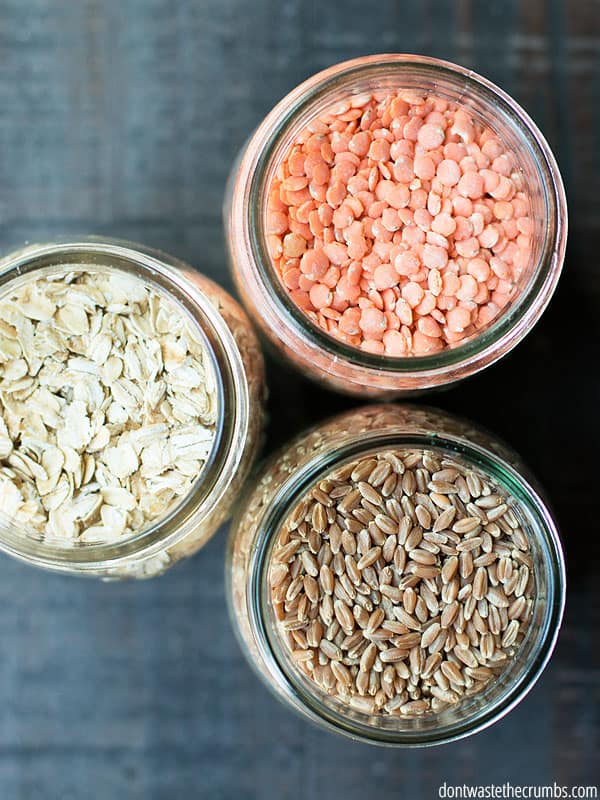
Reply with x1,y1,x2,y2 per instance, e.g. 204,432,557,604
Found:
0,1,597,797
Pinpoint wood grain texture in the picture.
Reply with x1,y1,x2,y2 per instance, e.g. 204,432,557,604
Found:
0,0,598,797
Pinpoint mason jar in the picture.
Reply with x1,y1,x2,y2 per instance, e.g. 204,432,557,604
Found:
225,54,567,396
227,404,565,746
0,238,265,579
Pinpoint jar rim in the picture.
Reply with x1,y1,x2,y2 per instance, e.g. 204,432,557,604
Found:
232,54,568,389
245,410,566,746
0,237,249,572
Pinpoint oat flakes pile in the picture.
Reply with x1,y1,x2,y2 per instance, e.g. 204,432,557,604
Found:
0,270,218,543
270,449,535,717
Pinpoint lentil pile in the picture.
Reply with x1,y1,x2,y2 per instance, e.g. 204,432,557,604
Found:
0,271,218,543
267,91,533,355
269,449,535,717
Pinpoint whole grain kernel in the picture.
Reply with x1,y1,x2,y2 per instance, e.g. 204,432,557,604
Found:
268,90,533,356
269,448,536,718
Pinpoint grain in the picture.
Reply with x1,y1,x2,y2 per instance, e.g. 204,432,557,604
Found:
269,448,536,717
0,270,218,544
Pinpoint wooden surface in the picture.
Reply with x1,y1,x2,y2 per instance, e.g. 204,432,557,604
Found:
0,1,598,797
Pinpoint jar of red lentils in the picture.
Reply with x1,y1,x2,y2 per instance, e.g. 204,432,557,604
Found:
226,55,567,396
227,404,566,746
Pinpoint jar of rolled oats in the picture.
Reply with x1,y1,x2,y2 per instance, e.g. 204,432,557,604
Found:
227,404,565,746
0,239,265,578
226,54,567,396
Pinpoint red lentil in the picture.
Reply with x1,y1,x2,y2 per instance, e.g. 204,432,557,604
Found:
267,91,532,356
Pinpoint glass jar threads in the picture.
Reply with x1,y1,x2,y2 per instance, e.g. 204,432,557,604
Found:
0,239,265,579
227,404,565,746
226,54,567,396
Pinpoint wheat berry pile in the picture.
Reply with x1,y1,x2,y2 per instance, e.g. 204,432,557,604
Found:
269,448,535,717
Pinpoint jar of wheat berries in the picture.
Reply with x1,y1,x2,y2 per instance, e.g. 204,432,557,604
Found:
0,239,265,579
227,404,565,746
225,54,567,396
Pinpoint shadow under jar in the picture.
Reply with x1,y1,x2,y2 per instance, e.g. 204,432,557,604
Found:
0,239,265,579
226,54,567,396
227,405,565,746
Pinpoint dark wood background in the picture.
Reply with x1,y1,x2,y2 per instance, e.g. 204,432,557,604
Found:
0,1,598,798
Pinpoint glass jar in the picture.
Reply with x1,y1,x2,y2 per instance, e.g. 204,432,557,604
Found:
225,54,567,396
0,238,265,579
227,404,565,746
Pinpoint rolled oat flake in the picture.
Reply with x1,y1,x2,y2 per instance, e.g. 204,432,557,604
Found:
0,269,218,544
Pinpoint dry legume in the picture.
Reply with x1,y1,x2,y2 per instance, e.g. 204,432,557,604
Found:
267,91,532,356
